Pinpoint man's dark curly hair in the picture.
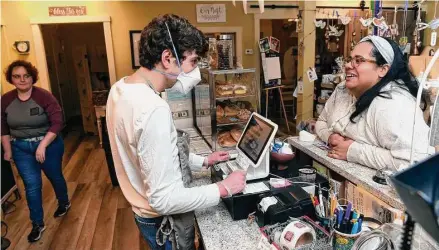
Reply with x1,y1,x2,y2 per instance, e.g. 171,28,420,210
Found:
139,14,208,70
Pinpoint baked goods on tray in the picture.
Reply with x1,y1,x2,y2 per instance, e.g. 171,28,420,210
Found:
216,85,234,96
224,105,240,117
230,127,243,142
216,101,253,124
218,131,237,147
237,109,251,121
233,85,247,95
216,105,225,118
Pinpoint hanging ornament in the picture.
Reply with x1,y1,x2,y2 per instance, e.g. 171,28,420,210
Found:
431,31,437,47
390,6,399,40
399,0,409,47
430,0,438,46
412,0,424,55
360,17,373,27
242,0,247,14
339,16,351,25
325,14,330,50
314,20,326,29
258,0,264,13
351,11,357,51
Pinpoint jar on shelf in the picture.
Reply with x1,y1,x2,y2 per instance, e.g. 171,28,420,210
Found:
217,34,233,70
208,38,218,69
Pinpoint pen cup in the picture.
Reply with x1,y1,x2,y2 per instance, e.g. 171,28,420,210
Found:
332,228,362,250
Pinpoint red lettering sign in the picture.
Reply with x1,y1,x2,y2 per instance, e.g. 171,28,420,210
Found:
49,6,87,16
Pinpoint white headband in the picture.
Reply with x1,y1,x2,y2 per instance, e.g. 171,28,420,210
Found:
359,35,395,66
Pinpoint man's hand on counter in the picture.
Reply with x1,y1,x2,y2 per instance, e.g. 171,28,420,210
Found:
327,138,354,160
204,151,230,167
216,170,246,198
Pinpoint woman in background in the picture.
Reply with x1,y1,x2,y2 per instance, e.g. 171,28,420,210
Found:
1,60,70,243
316,36,430,170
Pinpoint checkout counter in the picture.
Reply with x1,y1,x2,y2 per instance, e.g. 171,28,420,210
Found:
189,134,439,250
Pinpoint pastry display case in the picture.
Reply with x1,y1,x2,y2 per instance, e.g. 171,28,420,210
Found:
193,68,260,151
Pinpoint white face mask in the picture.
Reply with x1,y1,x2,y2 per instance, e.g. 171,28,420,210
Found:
154,23,202,94
170,66,201,94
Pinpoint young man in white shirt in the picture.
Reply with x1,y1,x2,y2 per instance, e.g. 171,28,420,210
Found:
106,14,246,249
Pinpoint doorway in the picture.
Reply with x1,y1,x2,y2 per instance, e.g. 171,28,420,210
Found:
41,23,110,135
259,18,298,129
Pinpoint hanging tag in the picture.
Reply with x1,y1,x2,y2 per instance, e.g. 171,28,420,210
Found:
404,42,411,54
431,31,437,47
307,68,318,82
298,80,304,94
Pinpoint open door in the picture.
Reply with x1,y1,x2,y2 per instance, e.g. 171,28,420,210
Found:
72,45,97,134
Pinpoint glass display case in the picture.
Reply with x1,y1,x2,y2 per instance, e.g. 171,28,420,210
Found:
193,68,260,151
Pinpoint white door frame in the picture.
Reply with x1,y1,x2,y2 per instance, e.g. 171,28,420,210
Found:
30,16,116,92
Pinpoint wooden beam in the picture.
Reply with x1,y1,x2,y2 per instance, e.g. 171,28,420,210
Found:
296,1,316,125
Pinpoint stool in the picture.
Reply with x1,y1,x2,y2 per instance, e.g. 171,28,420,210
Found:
263,85,290,132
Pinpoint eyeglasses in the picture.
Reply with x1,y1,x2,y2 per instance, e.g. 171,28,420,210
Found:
12,74,32,80
344,56,377,68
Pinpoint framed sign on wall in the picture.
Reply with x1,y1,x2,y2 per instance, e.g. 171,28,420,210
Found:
196,4,226,23
129,30,141,69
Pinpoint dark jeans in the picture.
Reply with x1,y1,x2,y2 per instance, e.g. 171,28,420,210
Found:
134,214,172,250
11,136,68,225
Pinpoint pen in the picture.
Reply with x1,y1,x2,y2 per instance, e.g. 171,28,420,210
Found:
318,185,324,218
337,210,344,229
357,215,364,234
351,221,359,234
344,202,352,221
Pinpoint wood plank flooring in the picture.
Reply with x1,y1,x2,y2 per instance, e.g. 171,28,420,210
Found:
1,132,149,250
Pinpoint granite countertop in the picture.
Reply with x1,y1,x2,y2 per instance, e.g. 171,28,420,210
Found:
191,171,261,250
287,136,404,210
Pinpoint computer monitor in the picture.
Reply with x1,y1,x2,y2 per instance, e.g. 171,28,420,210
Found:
236,112,278,169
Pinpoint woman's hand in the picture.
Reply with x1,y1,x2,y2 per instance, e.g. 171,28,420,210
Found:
327,138,354,160
36,144,47,163
3,150,12,162
328,133,345,147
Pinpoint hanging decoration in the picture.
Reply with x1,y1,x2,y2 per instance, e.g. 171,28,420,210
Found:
390,6,399,40
258,0,264,13
360,17,373,27
399,0,409,47
296,11,303,33
243,0,247,14
314,20,326,29
413,0,424,55
430,0,438,46
351,11,358,51
325,13,330,50
339,15,351,25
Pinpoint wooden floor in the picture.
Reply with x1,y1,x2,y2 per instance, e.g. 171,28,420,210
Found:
2,132,150,250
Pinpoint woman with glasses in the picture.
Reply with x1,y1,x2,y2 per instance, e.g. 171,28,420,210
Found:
315,36,430,171
1,60,70,242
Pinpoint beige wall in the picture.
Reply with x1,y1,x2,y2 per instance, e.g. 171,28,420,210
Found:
1,1,435,95
0,1,255,94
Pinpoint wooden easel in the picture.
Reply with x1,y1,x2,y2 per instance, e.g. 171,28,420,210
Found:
263,85,290,132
